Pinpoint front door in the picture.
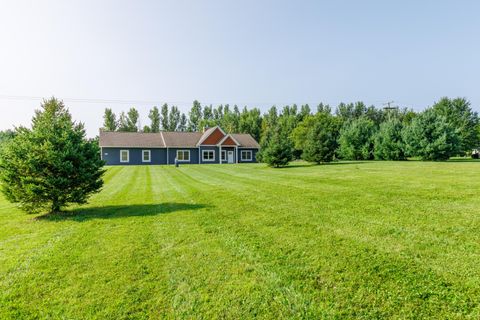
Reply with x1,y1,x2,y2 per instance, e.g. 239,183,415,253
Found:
228,151,234,163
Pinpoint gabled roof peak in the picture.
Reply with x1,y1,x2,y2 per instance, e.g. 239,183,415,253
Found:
196,126,226,146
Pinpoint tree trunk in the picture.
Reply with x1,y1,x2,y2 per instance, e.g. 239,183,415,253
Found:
51,201,61,214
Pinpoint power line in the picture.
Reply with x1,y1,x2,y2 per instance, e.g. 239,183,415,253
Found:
0,94,412,109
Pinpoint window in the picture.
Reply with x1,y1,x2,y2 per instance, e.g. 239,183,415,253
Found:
202,150,215,162
221,150,226,161
120,150,129,163
142,150,151,163
177,150,190,161
241,150,252,161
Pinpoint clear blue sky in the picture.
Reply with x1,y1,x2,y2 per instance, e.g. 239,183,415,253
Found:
1,0,479,136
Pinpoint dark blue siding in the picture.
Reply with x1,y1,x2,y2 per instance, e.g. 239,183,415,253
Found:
200,146,220,164
101,146,259,165
238,148,259,163
167,148,199,164
102,147,167,165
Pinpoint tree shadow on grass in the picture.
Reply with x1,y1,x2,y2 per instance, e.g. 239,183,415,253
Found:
36,202,209,222
447,158,480,163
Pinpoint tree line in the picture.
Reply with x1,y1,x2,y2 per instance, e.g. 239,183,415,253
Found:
102,97,479,166
102,100,263,141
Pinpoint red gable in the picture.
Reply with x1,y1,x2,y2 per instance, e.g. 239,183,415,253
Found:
220,136,238,146
200,127,225,145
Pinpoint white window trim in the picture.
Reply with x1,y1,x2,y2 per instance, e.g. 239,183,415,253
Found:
142,150,151,163
120,150,129,163
202,150,215,162
241,150,252,161
176,150,190,162
221,150,226,161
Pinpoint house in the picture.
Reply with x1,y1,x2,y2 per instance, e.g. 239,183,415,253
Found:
99,126,260,165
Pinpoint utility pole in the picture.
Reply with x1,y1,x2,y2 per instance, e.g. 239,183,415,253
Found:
383,101,399,120
382,101,397,111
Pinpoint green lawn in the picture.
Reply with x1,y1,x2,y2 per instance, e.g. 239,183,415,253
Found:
1,161,480,319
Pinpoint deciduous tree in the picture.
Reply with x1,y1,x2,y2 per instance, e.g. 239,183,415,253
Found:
102,108,117,131
148,106,161,132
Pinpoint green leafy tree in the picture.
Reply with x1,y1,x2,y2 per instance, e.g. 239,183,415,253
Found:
161,103,169,131
403,108,460,161
317,103,332,115
214,105,224,125
432,97,479,155
0,130,15,145
203,105,213,122
143,125,151,133
239,107,262,141
300,113,340,163
374,117,406,160
221,104,240,133
102,108,117,131
338,117,376,160
297,104,311,122
188,100,202,131
117,112,129,131
336,101,366,122
126,108,139,132
148,106,161,132
198,104,217,130
261,125,293,167
178,113,187,132
0,98,105,214
168,106,181,131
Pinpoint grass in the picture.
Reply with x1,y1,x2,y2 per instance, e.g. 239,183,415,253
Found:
1,161,480,319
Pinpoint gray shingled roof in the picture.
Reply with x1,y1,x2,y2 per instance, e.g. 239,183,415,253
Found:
231,134,261,148
99,129,260,148
99,131,165,147
161,132,203,147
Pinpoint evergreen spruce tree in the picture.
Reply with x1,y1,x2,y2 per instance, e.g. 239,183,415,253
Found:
403,108,459,160
302,113,340,163
432,97,479,155
0,98,105,214
338,117,376,160
261,126,293,167
374,117,406,160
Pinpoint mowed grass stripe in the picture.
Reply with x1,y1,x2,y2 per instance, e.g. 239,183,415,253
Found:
1,162,480,319
164,167,460,318
183,165,480,318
